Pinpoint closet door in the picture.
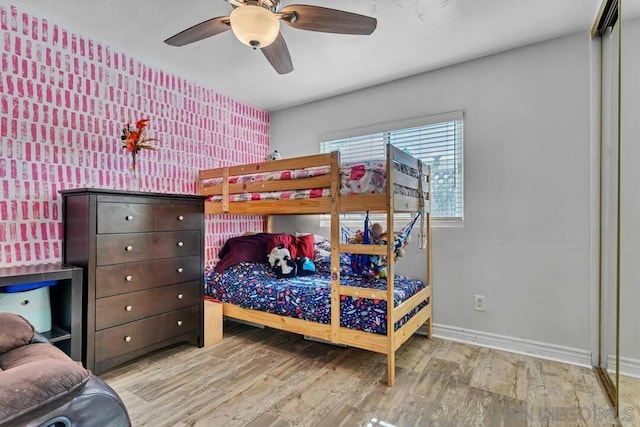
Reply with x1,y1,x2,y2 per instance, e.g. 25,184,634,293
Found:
594,0,620,413
619,4,640,425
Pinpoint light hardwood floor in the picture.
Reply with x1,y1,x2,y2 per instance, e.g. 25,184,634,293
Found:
620,375,640,427
102,322,618,427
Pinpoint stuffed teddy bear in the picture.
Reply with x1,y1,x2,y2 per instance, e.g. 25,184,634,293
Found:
349,222,385,245
370,223,384,242
268,245,297,278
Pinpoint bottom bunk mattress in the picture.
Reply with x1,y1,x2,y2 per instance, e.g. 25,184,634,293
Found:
205,260,428,335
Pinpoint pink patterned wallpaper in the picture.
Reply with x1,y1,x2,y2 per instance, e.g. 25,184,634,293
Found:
0,5,268,268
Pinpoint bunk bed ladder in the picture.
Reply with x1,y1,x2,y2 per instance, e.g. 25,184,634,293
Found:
329,151,342,344
425,165,433,338
386,144,397,387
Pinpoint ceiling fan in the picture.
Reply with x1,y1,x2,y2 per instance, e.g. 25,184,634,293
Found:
164,0,377,75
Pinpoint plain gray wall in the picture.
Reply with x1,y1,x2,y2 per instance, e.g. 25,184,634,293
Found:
270,31,596,354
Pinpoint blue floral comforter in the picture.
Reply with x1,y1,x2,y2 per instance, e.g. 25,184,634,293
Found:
205,260,428,335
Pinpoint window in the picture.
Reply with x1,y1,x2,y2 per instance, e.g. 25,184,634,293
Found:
321,111,464,221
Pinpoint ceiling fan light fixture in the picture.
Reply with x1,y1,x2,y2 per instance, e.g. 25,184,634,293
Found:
230,5,280,49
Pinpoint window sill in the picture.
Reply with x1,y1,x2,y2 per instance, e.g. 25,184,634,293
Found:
431,218,464,228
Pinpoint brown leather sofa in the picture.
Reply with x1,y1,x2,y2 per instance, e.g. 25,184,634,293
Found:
0,313,131,427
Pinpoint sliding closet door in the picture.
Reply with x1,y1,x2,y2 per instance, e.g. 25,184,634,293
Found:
595,0,621,412
600,15,620,401
619,7,640,425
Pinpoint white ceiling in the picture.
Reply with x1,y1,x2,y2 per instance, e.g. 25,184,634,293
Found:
6,0,633,111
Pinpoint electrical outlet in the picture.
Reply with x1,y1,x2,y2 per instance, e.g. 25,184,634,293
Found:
474,295,486,311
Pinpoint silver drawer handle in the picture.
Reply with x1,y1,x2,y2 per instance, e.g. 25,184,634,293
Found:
125,305,132,312
125,215,134,221
177,267,184,273
124,336,132,342
125,275,133,282
177,320,183,326
177,293,183,300
178,215,184,221
177,241,184,247
125,245,133,252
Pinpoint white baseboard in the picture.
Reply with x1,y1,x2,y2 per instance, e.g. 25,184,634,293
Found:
606,354,640,379
433,324,592,368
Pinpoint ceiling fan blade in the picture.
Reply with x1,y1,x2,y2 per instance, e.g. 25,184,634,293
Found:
261,32,293,75
281,5,377,35
164,16,230,47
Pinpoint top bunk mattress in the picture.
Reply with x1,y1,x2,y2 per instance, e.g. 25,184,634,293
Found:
203,160,421,202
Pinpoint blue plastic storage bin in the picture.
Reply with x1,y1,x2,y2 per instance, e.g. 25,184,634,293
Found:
0,280,57,332
1,280,57,293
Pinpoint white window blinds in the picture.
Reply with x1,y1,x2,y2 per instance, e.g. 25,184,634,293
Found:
321,111,464,219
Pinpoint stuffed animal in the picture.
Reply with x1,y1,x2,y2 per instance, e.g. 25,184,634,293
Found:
379,231,409,262
371,223,384,241
295,257,316,276
268,245,297,278
348,232,363,244
266,150,282,161
349,222,385,245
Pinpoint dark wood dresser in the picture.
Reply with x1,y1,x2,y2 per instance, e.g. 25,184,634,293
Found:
60,188,205,374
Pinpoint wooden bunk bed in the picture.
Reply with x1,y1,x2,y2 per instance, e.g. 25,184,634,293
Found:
197,143,432,386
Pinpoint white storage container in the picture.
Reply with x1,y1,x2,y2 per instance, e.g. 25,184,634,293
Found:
0,286,52,332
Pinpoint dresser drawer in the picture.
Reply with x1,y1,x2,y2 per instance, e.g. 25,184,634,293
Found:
95,281,201,330
96,231,200,265
94,305,199,363
96,256,201,298
97,201,202,234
